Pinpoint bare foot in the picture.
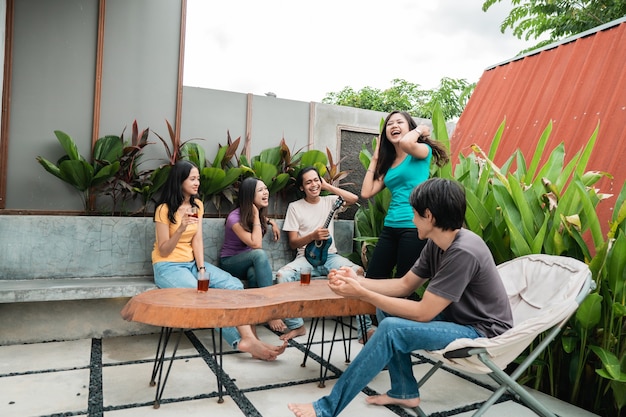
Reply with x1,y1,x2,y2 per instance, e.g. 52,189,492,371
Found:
280,325,306,341
358,328,376,344
288,403,317,417
365,393,420,408
237,337,286,361
268,319,287,332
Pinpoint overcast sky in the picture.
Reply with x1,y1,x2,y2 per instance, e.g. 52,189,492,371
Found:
183,0,536,103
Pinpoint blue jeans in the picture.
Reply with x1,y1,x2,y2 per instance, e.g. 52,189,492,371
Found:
312,309,482,417
153,260,243,349
221,249,303,330
276,254,373,339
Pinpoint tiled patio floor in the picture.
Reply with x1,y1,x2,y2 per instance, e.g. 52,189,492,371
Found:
0,319,598,417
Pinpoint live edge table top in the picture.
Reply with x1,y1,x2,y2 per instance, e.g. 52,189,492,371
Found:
121,280,376,329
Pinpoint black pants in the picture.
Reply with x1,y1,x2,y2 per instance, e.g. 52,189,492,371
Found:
365,226,426,279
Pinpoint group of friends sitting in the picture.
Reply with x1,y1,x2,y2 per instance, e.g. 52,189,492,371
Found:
150,111,513,417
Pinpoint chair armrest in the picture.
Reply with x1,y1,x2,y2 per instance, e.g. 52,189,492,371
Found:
443,346,488,359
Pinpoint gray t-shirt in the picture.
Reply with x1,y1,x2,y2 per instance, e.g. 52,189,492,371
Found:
411,228,513,338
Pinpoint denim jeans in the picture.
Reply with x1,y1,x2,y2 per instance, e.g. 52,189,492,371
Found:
221,249,303,330
312,309,482,417
276,254,373,339
153,260,244,349
220,248,274,288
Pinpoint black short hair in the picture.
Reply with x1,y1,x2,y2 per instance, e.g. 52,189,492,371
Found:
409,178,466,230
296,166,320,188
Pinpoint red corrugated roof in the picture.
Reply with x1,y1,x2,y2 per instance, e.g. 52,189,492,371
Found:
452,18,626,235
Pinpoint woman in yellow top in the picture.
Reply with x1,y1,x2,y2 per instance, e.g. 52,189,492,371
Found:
152,160,286,361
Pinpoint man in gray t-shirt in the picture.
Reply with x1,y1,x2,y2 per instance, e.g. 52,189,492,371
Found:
288,178,513,417
413,228,512,338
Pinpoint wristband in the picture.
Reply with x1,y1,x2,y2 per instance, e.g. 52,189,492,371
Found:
198,266,206,270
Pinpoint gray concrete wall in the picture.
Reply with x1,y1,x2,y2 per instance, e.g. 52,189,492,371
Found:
7,0,99,211
1,1,454,214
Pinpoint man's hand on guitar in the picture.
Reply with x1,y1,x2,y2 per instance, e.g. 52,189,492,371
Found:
312,227,331,241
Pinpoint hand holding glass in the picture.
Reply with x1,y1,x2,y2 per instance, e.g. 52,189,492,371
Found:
187,206,199,218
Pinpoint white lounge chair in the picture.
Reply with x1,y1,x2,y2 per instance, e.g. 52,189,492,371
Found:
414,254,595,417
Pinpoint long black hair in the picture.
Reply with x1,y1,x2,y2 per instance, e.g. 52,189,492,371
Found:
374,111,449,180
234,177,267,234
155,160,199,224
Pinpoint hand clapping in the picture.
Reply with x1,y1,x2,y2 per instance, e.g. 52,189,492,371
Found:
328,267,361,298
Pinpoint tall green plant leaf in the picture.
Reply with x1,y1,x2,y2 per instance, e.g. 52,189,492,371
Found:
53,130,82,161
524,121,552,184
487,119,506,161
573,122,600,179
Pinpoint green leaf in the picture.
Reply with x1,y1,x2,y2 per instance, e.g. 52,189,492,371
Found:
487,119,506,161
181,142,206,170
561,335,577,354
299,149,328,167
524,121,551,184
613,301,626,318
573,122,599,179
606,233,626,297
200,167,227,195
93,135,123,163
575,292,602,329
58,160,94,191
36,156,63,179
92,161,120,187
268,173,290,194
252,161,278,186
590,346,626,381
53,130,82,161
256,146,283,166
212,145,229,168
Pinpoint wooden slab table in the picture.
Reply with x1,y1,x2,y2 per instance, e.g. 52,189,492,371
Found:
121,280,375,407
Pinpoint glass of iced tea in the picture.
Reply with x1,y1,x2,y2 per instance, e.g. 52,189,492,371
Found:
300,265,311,285
197,270,209,292
188,206,199,218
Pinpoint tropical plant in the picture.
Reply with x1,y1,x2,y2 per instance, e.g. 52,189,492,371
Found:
351,103,624,415
132,165,170,215
184,134,251,213
99,121,151,214
153,119,201,166
437,106,624,415
239,137,306,196
36,131,122,211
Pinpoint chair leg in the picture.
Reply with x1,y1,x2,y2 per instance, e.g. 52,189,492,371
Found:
476,352,557,417
411,360,445,417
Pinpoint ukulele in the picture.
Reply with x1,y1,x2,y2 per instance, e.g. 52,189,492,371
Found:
304,196,344,267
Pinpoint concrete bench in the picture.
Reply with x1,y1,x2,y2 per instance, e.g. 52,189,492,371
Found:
0,215,355,344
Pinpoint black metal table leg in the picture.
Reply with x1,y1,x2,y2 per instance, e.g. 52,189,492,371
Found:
301,317,321,368
211,328,225,403
300,316,369,388
150,327,184,409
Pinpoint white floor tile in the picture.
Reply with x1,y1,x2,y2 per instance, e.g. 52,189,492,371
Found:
0,369,89,416
0,339,91,373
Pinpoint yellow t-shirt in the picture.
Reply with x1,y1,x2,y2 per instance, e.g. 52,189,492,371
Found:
151,201,204,264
